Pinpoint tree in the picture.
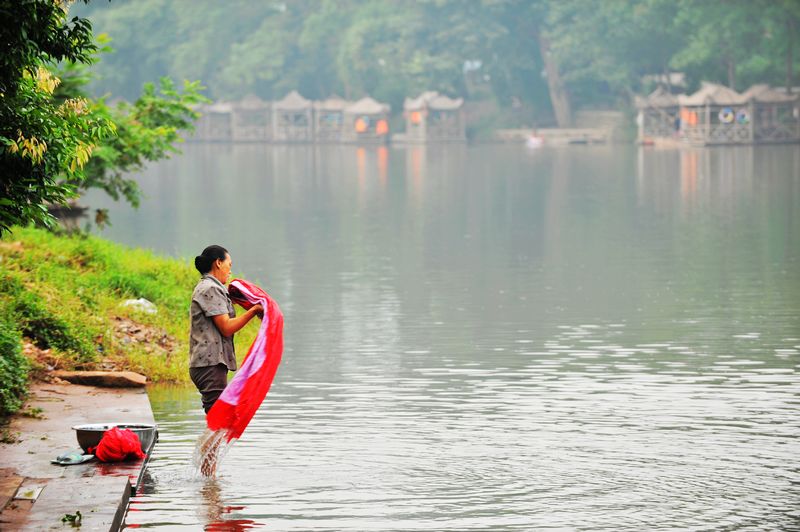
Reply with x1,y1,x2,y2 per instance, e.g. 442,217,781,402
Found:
670,0,766,90
546,0,683,109
63,0,800,128
55,51,207,209
0,2,207,235
0,0,113,234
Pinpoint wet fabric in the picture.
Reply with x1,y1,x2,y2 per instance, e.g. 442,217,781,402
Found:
205,278,284,442
189,363,229,413
89,427,146,462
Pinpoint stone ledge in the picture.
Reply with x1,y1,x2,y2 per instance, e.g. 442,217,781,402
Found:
0,383,155,531
51,371,147,388
1,476,131,531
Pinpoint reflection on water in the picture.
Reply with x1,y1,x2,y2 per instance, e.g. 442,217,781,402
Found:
91,144,800,530
200,479,261,531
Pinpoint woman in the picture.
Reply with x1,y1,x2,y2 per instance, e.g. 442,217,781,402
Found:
190,245,262,413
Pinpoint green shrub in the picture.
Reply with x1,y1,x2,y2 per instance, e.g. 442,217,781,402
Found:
0,272,24,296
12,291,96,362
102,270,154,299
0,313,29,417
0,273,96,363
0,227,206,383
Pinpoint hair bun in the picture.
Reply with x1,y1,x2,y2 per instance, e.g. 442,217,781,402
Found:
194,255,212,274
194,245,228,275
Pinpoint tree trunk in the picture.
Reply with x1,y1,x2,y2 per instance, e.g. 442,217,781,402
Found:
665,66,672,93
787,19,795,94
727,57,736,90
538,33,572,128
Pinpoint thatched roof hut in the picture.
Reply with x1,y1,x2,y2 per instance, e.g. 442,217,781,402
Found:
314,95,350,111
194,101,234,142
273,90,313,111
740,84,799,143
313,95,350,142
232,95,271,142
678,82,746,107
342,97,391,143
634,87,681,143
272,91,313,142
677,82,751,145
402,91,466,142
634,86,679,109
634,82,799,145
741,84,797,103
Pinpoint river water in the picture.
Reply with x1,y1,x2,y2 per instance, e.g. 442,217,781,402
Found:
85,144,800,530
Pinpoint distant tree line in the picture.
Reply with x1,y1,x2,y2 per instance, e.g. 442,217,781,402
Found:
76,0,799,127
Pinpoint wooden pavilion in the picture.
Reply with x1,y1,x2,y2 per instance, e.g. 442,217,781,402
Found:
634,86,680,143
740,84,799,144
194,102,234,142
313,96,349,142
231,95,272,142
677,82,750,145
341,97,391,143
403,91,466,142
272,91,313,142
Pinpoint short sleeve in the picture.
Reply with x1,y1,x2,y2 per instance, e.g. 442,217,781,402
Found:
195,284,230,317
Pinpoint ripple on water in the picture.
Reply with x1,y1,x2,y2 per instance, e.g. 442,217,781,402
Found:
126,348,800,530
123,310,800,529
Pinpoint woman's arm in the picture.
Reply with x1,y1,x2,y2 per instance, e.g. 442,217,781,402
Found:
211,304,263,337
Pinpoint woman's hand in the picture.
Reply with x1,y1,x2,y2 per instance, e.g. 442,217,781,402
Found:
212,304,264,337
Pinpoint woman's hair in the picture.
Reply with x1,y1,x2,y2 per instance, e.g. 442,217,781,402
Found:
195,245,228,274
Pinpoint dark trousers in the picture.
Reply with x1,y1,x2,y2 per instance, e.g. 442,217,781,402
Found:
189,363,229,413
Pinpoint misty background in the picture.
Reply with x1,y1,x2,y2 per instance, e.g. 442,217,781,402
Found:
74,0,799,129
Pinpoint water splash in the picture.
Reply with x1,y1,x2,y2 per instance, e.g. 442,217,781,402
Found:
193,428,235,478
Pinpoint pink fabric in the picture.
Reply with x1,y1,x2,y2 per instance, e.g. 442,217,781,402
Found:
205,278,284,442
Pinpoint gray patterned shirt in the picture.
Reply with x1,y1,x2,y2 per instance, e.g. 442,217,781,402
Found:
189,274,237,370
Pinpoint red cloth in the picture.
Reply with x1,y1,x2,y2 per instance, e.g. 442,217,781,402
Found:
88,427,146,462
206,278,284,442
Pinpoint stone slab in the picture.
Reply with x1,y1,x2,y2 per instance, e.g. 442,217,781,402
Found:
2,476,130,531
0,383,155,531
0,471,24,512
51,371,147,388
0,383,154,479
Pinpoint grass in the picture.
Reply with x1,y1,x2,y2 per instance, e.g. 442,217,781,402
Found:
0,428,20,444
20,406,44,419
0,309,28,416
0,226,262,416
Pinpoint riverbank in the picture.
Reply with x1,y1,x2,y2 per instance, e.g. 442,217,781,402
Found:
0,227,260,418
0,381,155,530
0,227,196,388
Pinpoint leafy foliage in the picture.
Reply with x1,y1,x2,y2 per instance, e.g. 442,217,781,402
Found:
0,1,115,234
68,73,207,207
73,0,800,118
1,270,96,360
0,1,94,94
0,309,29,417
0,227,262,383
75,0,550,111
55,40,208,211
1,3,207,235
669,0,800,91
